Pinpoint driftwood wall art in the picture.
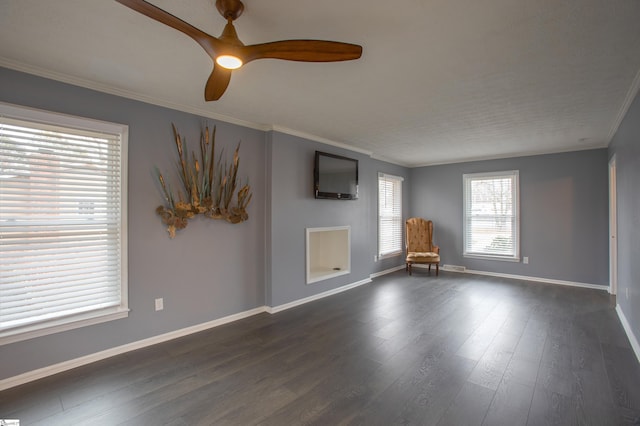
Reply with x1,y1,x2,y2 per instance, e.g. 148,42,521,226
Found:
155,123,252,238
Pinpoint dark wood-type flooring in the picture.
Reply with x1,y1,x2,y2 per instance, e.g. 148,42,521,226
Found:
1,271,640,425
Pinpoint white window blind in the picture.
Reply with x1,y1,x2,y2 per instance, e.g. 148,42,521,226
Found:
378,173,403,257
463,170,519,261
0,103,128,344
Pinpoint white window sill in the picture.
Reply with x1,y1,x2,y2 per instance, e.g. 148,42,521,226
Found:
464,253,520,262
379,251,403,260
0,307,130,346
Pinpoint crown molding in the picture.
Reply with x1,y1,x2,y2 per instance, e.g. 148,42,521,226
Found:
370,152,411,167
0,59,405,162
269,125,372,156
408,144,609,168
0,58,268,132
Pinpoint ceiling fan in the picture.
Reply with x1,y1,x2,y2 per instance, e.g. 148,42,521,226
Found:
115,0,363,101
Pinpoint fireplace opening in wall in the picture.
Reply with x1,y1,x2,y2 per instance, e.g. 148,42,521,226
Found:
306,226,351,284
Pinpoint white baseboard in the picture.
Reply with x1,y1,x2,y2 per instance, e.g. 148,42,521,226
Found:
616,304,640,365
442,267,607,291
266,278,372,314
1,277,375,391
0,306,267,392
0,268,610,392
370,265,405,279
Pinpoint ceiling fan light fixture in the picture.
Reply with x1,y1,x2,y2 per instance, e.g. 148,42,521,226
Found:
216,54,243,69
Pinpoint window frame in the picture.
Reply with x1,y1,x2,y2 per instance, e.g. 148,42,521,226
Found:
0,102,129,346
378,172,404,259
463,170,520,262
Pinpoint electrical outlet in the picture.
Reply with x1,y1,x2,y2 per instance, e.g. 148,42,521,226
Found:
523,257,529,264
374,255,378,262
155,298,164,311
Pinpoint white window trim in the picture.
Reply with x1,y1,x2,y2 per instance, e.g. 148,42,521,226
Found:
0,102,129,346
463,170,520,262
378,172,404,259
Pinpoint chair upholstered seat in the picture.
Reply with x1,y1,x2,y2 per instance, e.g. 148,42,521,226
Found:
405,218,440,276
406,252,440,261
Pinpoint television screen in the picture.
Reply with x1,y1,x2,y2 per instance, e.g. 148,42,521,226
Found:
314,151,358,200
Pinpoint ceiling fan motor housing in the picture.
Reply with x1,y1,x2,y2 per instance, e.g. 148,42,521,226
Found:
216,0,244,21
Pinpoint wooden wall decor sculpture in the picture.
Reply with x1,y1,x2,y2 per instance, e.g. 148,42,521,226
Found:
155,124,252,238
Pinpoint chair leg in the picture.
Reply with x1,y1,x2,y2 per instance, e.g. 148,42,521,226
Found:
436,263,439,276
409,263,412,275
428,264,431,273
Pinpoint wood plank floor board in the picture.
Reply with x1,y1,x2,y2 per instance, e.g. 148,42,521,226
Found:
31,373,210,426
183,374,298,426
422,299,477,337
255,355,383,426
292,375,383,426
436,381,495,426
347,358,467,425
402,331,473,375
467,332,520,391
481,377,535,426
579,309,631,349
526,387,577,426
97,342,335,426
279,349,382,398
602,343,640,412
455,323,501,362
572,369,621,426
0,388,63,425
343,344,476,425
536,359,575,399
358,332,415,365
503,357,540,388
116,330,320,425
617,406,640,424
296,384,375,426
119,343,305,426
388,354,478,425
57,347,182,410
512,325,548,364
569,320,606,374
1,271,638,425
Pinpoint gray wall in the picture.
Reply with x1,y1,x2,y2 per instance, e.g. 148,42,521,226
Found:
266,132,410,307
0,67,410,380
410,149,610,286
0,67,266,379
609,89,640,346
3,63,624,382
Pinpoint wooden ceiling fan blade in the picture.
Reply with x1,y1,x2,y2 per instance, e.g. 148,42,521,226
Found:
241,40,362,64
116,0,363,101
205,65,232,101
115,0,223,58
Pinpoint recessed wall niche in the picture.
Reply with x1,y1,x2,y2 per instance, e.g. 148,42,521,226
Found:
306,226,351,284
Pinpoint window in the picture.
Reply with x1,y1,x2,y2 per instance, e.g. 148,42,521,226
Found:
378,173,403,258
0,102,128,345
463,170,519,261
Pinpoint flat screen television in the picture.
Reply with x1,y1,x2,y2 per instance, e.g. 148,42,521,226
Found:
314,151,358,200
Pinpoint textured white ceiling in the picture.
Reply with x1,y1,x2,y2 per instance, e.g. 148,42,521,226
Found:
1,0,639,166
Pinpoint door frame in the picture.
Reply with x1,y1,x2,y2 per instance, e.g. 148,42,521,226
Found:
609,155,618,295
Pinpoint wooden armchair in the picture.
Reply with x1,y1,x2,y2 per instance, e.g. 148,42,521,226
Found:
405,218,440,276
